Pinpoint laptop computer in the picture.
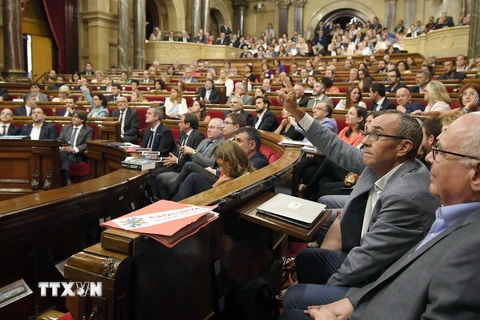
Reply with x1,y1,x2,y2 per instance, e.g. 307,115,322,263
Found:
257,193,326,228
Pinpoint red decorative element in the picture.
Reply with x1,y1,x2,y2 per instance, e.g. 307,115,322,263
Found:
42,0,66,73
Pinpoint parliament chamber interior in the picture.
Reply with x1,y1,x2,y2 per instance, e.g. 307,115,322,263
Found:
0,0,479,319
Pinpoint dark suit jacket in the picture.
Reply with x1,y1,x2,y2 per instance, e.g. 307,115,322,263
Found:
56,109,74,117
107,94,121,102
224,109,254,127
1,124,21,135
438,72,466,81
112,108,140,143
297,96,309,108
347,207,480,320
176,129,205,167
142,123,175,157
220,25,232,38
409,86,421,94
250,151,269,170
404,101,425,114
13,105,32,116
177,37,190,43
0,88,9,101
58,124,94,157
20,122,58,140
372,97,396,111
386,82,407,93
302,117,439,288
163,36,176,41
253,109,278,132
216,39,230,46
198,87,220,104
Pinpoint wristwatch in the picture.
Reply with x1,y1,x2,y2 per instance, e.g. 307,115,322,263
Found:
462,107,469,114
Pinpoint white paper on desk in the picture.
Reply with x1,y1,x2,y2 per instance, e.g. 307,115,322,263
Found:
301,146,318,153
278,139,313,147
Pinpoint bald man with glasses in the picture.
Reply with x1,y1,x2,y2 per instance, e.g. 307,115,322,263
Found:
111,96,140,143
0,109,21,135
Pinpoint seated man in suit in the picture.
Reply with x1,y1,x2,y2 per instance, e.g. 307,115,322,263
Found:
112,96,140,143
0,108,21,135
369,83,396,111
163,31,176,41
395,88,425,114
276,84,439,312
438,60,466,81
307,82,333,109
141,70,154,84
47,76,65,91
13,92,37,116
79,62,94,76
154,118,225,200
198,79,220,104
235,127,269,170
57,110,94,185
226,82,254,106
253,96,278,132
177,30,190,42
142,106,175,156
385,69,407,93
410,69,431,94
312,101,338,134
29,82,48,102
281,113,480,320
107,84,122,102
180,67,198,83
216,32,230,45
294,84,309,108
222,112,246,140
224,97,254,127
146,113,205,202
56,96,77,117
20,107,58,140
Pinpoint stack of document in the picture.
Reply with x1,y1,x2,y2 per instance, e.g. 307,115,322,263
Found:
101,200,218,247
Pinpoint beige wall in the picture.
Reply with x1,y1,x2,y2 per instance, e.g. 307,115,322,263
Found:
0,0,470,74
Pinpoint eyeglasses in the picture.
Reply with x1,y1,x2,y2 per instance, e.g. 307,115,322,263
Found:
362,130,409,142
432,147,480,161
0,112,12,116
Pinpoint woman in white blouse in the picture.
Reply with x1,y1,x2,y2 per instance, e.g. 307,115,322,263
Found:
149,27,161,41
215,68,234,97
164,87,188,119
335,86,367,110
412,81,451,115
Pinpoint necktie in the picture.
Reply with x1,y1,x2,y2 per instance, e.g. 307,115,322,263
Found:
182,134,189,146
114,96,117,102
68,127,78,145
147,130,155,149
2,125,6,135
119,112,124,135
199,140,213,153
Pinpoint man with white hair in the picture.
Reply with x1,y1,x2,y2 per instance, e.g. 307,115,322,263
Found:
226,82,253,105
294,84,308,108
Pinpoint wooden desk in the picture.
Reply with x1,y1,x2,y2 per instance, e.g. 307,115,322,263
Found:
0,139,62,200
63,133,309,320
86,140,128,178
0,164,149,316
236,192,331,242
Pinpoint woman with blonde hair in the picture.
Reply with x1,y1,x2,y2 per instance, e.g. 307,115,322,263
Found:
91,70,104,83
412,80,451,115
172,140,254,201
130,90,149,103
215,68,234,97
52,85,72,102
165,87,188,119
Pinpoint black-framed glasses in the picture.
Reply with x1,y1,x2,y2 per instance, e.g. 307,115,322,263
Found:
432,147,480,161
362,131,409,142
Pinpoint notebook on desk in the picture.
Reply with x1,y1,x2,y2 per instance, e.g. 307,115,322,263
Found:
257,193,326,228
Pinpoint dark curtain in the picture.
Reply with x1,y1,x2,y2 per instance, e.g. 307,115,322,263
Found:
43,0,66,73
